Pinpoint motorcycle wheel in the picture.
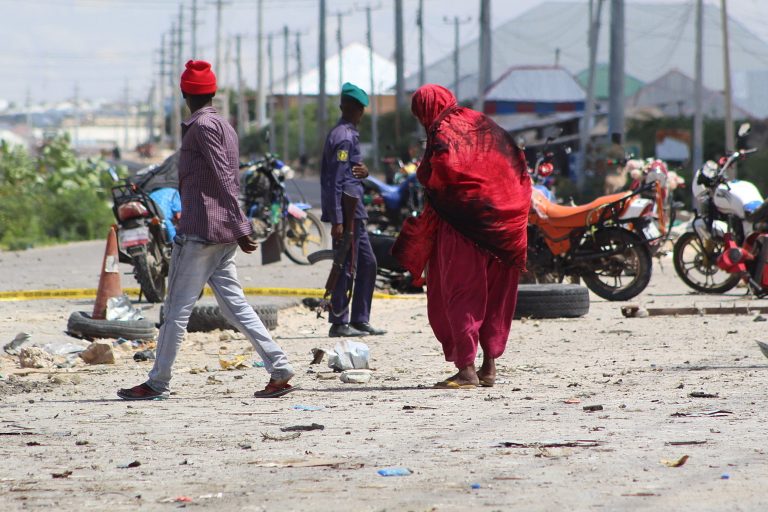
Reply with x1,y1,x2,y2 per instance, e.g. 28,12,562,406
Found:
672,232,740,294
580,228,652,301
282,211,328,265
132,240,167,303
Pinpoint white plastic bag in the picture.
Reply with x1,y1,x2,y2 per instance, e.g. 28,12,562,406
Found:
327,340,370,371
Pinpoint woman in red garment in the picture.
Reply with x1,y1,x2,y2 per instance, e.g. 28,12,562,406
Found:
393,84,531,389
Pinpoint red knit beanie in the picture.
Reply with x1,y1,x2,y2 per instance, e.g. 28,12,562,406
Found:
180,60,217,95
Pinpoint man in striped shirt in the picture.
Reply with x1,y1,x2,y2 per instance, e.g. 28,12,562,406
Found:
118,60,296,400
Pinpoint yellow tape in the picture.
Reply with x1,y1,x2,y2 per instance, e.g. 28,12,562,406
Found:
0,286,418,302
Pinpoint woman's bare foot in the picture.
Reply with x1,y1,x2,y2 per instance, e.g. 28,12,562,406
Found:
435,365,480,388
477,357,496,387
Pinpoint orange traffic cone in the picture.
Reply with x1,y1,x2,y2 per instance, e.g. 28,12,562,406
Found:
92,226,123,320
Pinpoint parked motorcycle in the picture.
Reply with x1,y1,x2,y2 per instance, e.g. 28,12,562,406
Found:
362,172,424,234
673,123,763,293
110,153,179,303
240,154,327,264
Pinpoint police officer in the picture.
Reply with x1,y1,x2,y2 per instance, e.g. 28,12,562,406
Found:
320,82,386,338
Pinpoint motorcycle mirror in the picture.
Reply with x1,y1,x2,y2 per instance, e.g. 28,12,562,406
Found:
264,129,271,143
107,167,119,182
737,123,751,138
564,146,572,155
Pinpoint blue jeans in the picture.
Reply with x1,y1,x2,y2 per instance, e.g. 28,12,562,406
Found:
147,236,294,393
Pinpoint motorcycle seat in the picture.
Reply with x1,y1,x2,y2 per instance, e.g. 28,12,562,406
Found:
747,199,768,223
532,191,631,228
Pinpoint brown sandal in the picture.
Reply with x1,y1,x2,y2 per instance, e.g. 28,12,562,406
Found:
254,381,298,398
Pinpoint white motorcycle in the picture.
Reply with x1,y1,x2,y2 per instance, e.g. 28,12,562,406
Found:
673,123,764,293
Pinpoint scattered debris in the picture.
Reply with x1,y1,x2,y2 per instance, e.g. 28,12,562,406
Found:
160,496,193,503
622,492,658,497
248,458,362,469
563,398,581,404
261,432,301,442
623,304,768,317
280,423,325,432
756,341,768,359
75,440,89,446
721,473,730,480
377,467,412,477
310,348,326,365
402,405,437,410
291,405,324,411
340,369,372,384
583,404,603,412
754,315,767,322
51,470,72,479
106,294,144,321
19,347,55,369
665,440,707,446
671,410,733,418
79,342,115,365
206,375,223,385
495,440,602,448
198,493,223,500
689,391,719,398
470,483,481,489
219,354,250,370
4,332,31,355
133,350,155,362
328,340,370,371
661,455,689,467
118,460,142,469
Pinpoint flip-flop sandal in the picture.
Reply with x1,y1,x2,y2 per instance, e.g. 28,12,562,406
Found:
254,382,299,398
433,380,477,389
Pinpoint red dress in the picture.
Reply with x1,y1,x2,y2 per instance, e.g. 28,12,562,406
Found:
393,84,531,368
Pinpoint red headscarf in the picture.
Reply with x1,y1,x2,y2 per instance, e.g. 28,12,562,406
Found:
393,84,531,280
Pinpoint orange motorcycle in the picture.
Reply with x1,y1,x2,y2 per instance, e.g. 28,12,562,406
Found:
527,185,658,301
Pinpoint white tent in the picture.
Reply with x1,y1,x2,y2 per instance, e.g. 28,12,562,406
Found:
280,42,396,97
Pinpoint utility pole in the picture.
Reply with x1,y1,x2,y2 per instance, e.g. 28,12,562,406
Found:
282,25,290,162
171,21,182,150
608,0,625,144
268,32,276,153
579,0,604,191
146,82,156,142
475,0,491,111
256,0,265,128
332,10,353,92
159,33,168,143
360,3,382,169
693,0,704,172
73,82,80,152
318,0,327,150
417,0,425,85
124,80,131,153
191,0,198,58
721,0,735,176
296,32,306,164
213,0,227,73
444,16,471,100
236,34,248,139
394,0,405,143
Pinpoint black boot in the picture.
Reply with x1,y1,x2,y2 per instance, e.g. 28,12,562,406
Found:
350,322,387,336
329,323,369,338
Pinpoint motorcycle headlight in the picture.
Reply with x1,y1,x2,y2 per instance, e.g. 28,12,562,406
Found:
281,166,295,180
701,161,718,180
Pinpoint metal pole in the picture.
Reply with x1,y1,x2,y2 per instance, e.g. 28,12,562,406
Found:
318,0,327,149
214,0,223,72
579,0,604,190
191,0,198,58
256,0,265,128
297,32,305,162
236,34,247,139
366,5,379,169
337,12,344,91
418,0,425,86
268,33,276,153
608,0,625,142
475,0,491,111
721,0,735,176
171,22,182,150
159,33,166,142
283,25,290,162
394,0,404,143
693,0,704,171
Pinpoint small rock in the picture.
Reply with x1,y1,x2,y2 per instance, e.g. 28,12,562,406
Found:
340,369,373,384
754,315,767,322
19,347,55,369
79,342,115,365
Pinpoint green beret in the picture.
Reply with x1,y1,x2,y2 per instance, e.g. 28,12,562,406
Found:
341,82,369,107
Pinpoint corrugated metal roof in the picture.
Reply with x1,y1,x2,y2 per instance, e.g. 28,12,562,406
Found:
280,42,395,96
485,66,585,102
406,1,768,116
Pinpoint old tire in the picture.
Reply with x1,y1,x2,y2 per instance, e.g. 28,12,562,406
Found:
67,311,157,340
161,304,279,332
514,284,590,319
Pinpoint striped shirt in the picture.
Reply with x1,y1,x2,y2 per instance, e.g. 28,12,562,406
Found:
177,106,252,244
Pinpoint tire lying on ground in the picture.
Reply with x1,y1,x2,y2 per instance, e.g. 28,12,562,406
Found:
160,304,279,333
514,284,590,319
67,311,158,340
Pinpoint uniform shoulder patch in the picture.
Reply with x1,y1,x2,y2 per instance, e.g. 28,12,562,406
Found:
337,149,349,162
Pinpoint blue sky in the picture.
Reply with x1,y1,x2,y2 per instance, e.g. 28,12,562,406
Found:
1,0,767,105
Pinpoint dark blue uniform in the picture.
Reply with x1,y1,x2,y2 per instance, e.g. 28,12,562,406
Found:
320,118,376,325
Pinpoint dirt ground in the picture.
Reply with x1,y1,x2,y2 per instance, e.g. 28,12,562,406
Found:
1,242,768,511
